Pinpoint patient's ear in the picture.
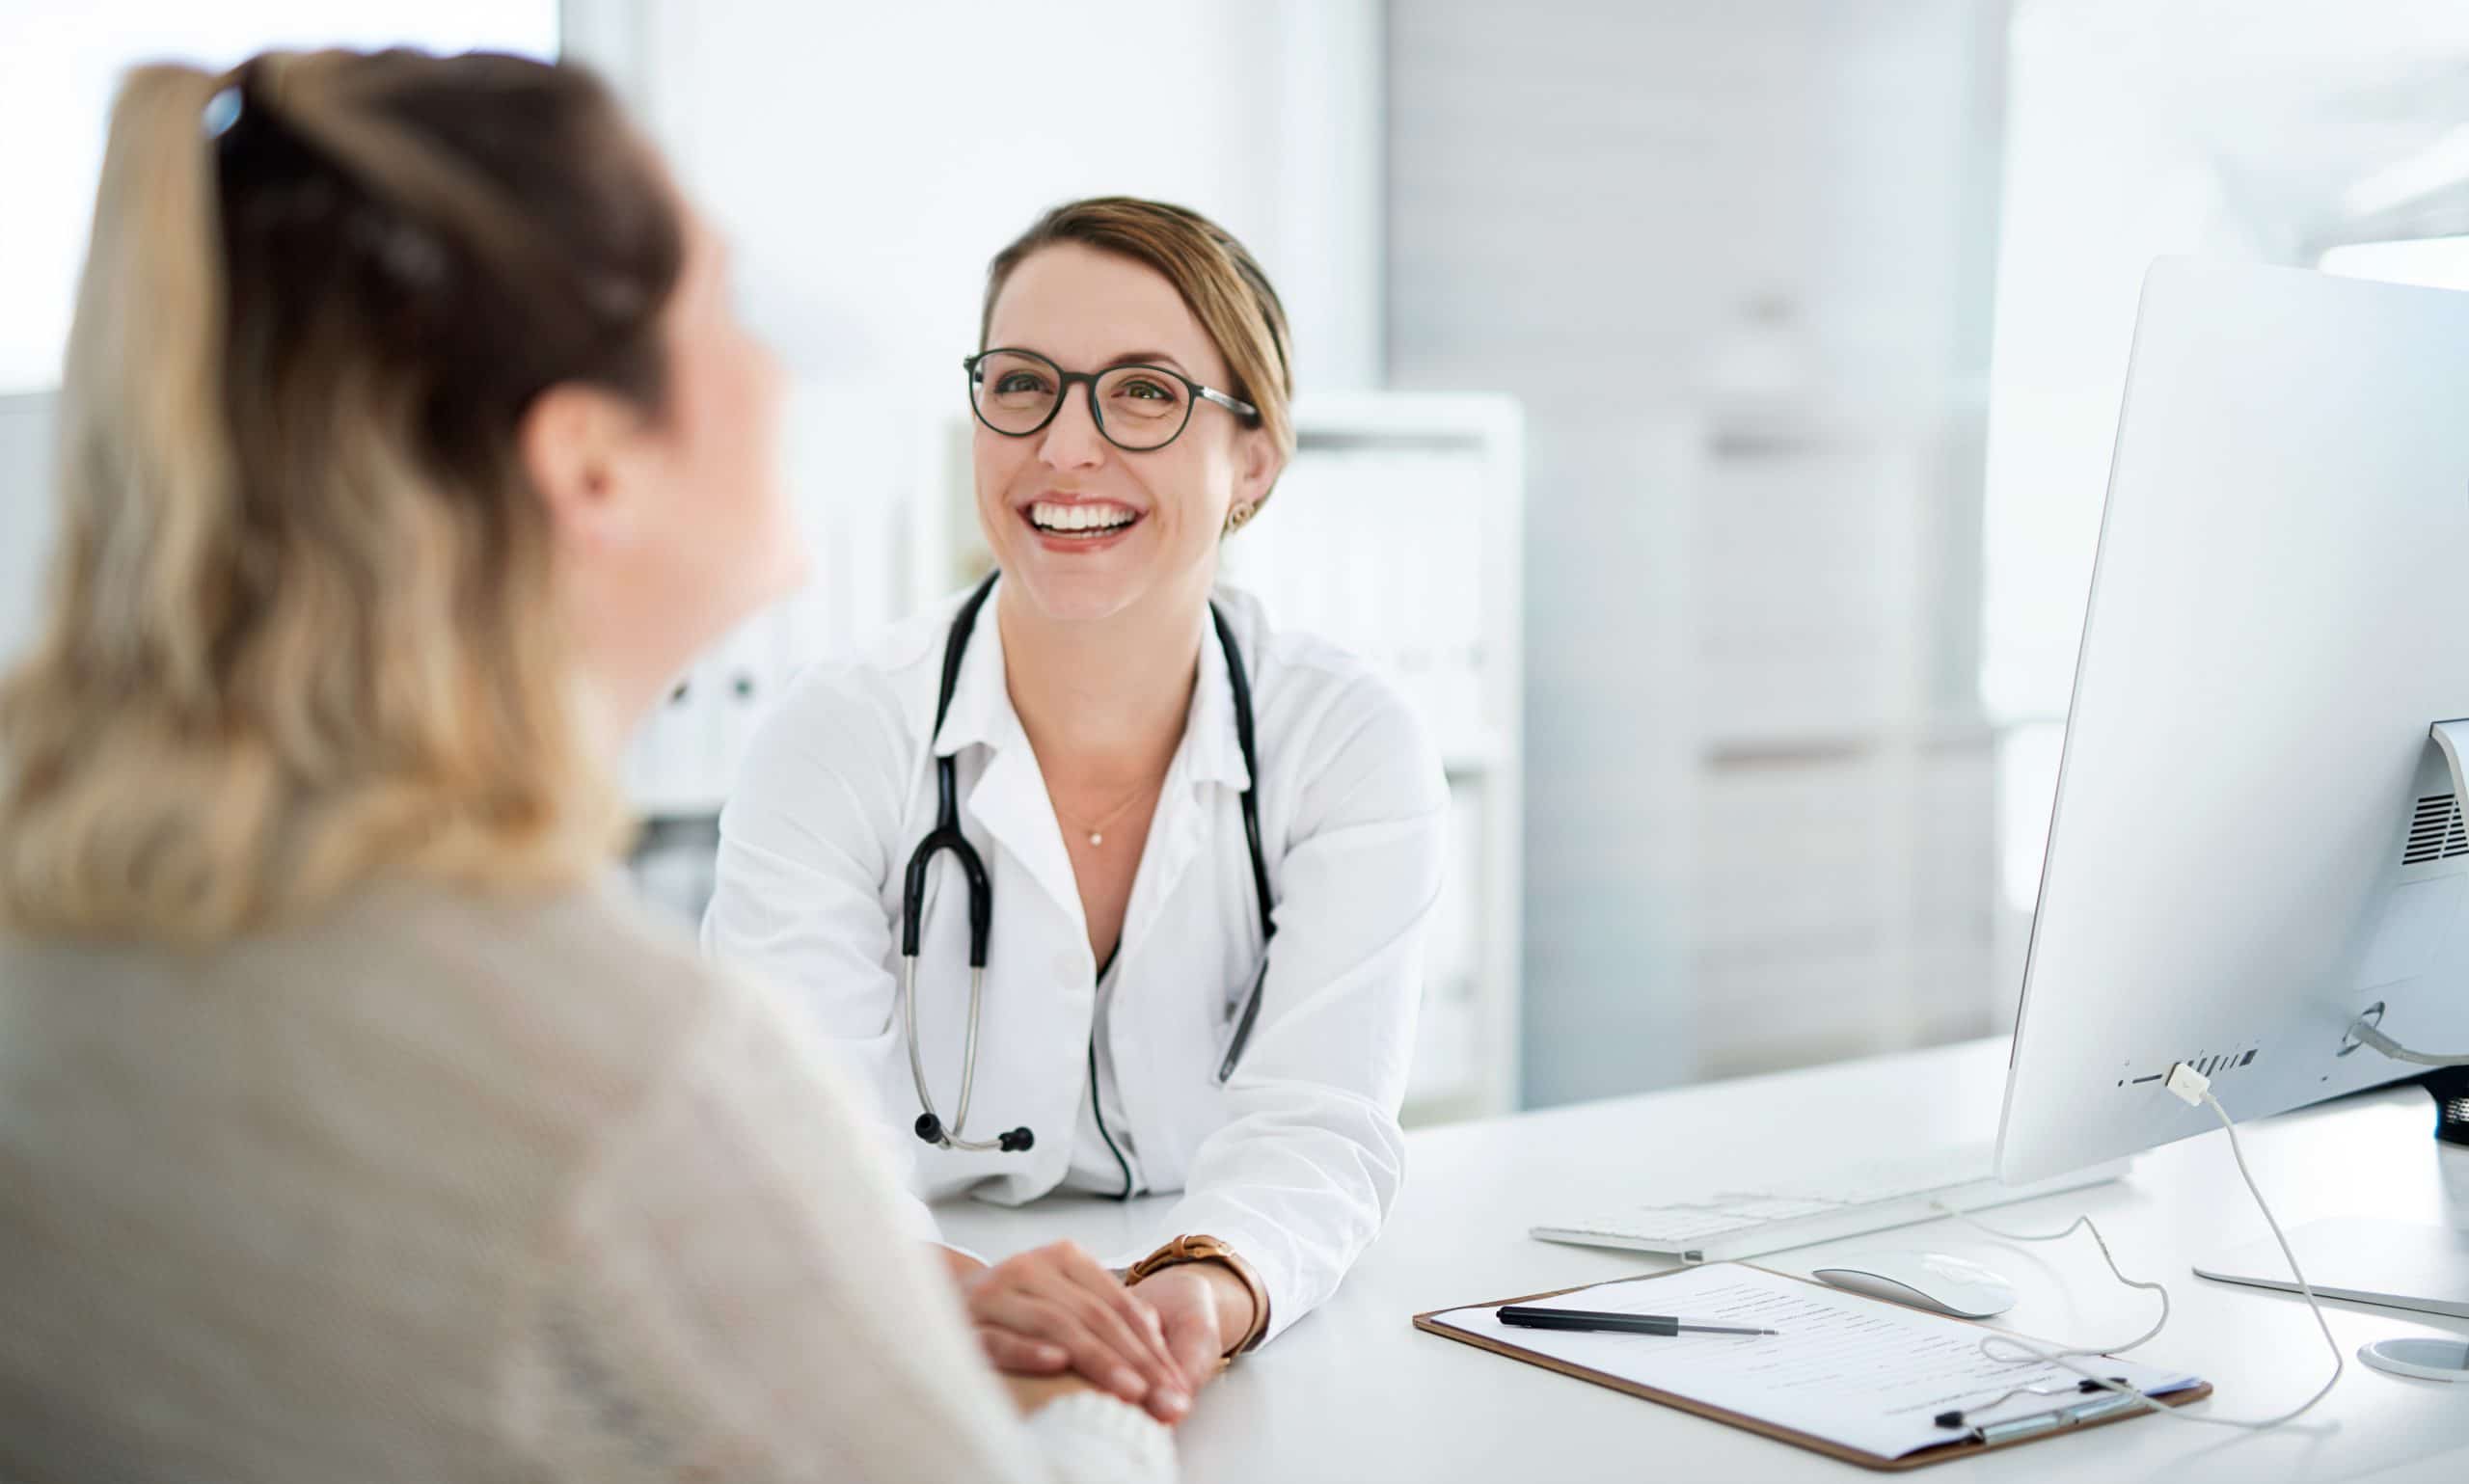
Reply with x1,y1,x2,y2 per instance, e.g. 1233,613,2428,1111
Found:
520,382,650,552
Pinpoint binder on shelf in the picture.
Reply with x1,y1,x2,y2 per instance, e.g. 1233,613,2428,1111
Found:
625,667,696,818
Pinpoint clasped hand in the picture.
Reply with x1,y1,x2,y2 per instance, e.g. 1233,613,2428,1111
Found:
958,1240,1225,1424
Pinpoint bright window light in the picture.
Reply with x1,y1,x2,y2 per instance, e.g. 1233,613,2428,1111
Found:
2320,236,2469,293
0,3,558,395
2340,125,2469,219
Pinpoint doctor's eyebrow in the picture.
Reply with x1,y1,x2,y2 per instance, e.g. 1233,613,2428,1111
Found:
1098,351,1192,374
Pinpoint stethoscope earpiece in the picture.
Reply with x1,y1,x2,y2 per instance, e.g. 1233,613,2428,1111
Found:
913,1112,943,1145
999,1127,1035,1153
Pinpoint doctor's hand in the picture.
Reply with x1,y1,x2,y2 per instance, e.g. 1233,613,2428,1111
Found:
961,1241,1194,1423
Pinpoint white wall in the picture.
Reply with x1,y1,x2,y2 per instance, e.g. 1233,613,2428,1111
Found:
638,1,1381,405
0,0,559,396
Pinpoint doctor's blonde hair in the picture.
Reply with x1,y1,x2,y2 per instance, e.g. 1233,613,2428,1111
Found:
982,196,1295,513
0,50,682,943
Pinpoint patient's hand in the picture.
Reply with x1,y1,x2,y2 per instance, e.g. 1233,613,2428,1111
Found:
1125,1263,1241,1395
1001,1370,1118,1417
963,1240,1193,1423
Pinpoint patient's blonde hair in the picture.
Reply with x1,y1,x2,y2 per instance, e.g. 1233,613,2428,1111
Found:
0,50,682,942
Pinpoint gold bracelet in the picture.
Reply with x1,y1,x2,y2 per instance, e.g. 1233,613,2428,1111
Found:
1125,1233,1271,1357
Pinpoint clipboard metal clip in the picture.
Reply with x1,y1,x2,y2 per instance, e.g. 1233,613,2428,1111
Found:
1970,1389,2146,1446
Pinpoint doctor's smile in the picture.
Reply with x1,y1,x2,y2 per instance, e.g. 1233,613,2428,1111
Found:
1021,493,1145,547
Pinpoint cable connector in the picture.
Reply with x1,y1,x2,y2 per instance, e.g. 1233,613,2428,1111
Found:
2164,1061,2211,1107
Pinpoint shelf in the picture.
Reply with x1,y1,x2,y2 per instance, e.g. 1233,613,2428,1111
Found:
1696,715,2000,767
1438,730,1514,774
634,795,729,823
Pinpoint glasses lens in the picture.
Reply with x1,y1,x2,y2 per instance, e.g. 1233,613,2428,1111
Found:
1094,365,1193,450
972,350,1061,434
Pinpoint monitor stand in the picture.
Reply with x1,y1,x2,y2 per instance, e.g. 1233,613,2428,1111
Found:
2200,724,2469,1381
2192,1219,2469,1380
2432,1063,2469,1149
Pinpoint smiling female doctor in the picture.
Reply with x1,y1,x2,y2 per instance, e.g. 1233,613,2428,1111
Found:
703,198,1447,1422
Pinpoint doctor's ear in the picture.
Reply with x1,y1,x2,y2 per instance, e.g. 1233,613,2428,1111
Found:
1230,425,1284,523
521,380,654,549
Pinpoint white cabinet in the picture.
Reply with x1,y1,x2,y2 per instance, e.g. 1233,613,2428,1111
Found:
1660,402,1999,1083
619,385,942,821
1228,392,1528,1122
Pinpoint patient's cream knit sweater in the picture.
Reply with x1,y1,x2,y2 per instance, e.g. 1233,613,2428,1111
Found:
0,877,1170,1483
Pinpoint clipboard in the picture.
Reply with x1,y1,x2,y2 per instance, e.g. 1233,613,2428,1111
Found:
1413,1265,2213,1471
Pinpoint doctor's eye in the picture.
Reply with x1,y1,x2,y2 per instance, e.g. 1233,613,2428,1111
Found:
1102,371,1187,418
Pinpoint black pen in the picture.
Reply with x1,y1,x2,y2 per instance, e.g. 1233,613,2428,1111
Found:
1497,1305,1780,1336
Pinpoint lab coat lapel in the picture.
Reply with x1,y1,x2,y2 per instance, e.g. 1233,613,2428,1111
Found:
1117,610,1253,970
968,737,1085,936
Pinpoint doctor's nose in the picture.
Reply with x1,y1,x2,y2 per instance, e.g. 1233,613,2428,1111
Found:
1037,387,1109,472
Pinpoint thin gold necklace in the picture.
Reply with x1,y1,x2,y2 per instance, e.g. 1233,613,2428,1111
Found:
1057,776,1160,848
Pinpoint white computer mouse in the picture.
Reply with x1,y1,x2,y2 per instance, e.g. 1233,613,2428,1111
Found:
1810,1250,2017,1319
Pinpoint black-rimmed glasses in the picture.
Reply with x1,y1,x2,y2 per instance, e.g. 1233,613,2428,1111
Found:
963,347,1259,452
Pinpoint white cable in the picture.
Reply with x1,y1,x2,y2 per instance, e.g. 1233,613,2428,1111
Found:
1926,1203,2170,1359
1930,1064,2342,1432
2347,1015,2469,1067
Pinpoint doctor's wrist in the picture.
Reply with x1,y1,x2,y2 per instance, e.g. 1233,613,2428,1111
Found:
1125,1235,1270,1358
1183,1262,1258,1357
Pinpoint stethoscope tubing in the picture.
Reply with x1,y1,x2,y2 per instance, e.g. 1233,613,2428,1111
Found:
902,572,1271,1154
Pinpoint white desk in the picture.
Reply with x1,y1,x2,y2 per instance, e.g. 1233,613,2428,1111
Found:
936,1038,2469,1482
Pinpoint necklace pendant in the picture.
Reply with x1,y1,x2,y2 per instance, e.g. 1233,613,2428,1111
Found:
1089,831,1103,847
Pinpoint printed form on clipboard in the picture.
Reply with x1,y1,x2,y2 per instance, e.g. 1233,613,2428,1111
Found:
1417,1264,2211,1471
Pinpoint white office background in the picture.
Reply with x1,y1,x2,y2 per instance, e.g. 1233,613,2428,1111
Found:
5,0,2469,1117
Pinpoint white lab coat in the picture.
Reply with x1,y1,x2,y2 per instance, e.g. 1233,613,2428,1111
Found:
702,580,1448,1343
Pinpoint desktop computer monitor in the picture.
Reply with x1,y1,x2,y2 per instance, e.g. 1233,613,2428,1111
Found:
1995,260,2469,1336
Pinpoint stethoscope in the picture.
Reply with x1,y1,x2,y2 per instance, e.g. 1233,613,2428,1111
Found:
902,572,1276,1153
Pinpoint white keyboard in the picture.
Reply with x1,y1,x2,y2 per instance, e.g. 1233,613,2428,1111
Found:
1532,1144,2129,1263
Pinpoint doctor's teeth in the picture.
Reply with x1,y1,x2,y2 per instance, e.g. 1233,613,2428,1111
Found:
1031,502,1136,532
